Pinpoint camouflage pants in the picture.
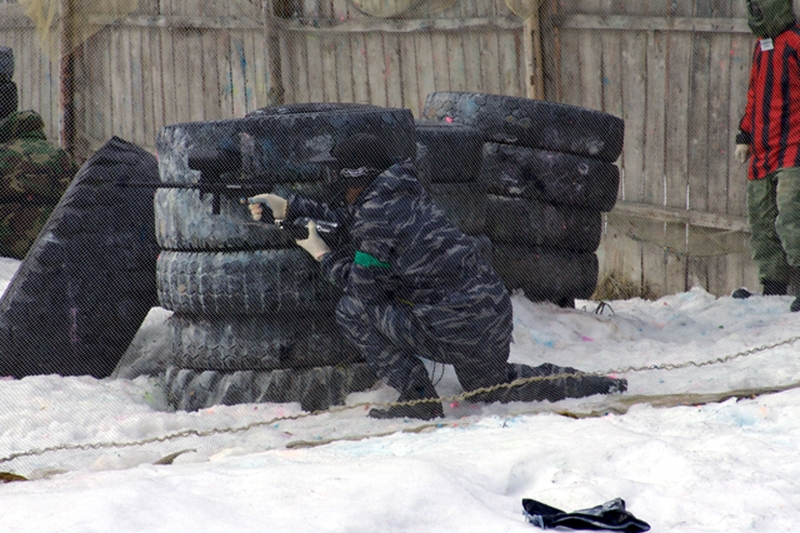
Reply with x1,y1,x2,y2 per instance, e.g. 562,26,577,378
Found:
335,284,513,394
747,167,800,284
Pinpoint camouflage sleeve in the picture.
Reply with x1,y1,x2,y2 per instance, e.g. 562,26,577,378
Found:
286,193,344,223
319,245,354,287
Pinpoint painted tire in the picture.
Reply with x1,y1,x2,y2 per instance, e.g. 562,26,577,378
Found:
156,249,340,316
485,195,602,252
168,313,360,372
0,137,160,378
153,179,342,250
423,182,487,236
157,107,416,185
423,92,624,162
155,107,416,250
491,244,599,307
161,362,378,412
414,120,485,183
481,142,620,212
246,102,378,117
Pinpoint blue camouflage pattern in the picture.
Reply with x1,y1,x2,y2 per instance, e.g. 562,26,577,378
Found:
287,160,513,393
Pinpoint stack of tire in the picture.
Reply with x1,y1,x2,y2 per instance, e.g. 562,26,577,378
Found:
154,105,418,412
0,46,15,121
422,92,624,307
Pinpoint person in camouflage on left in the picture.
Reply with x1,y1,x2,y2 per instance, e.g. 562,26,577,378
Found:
0,110,77,259
249,133,627,420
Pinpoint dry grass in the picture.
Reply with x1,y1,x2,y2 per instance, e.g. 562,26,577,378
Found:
590,270,659,301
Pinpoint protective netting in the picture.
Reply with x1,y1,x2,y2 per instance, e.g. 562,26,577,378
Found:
1,0,798,478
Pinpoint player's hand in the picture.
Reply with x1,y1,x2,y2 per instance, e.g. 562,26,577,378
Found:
735,144,750,165
295,220,331,262
247,193,287,222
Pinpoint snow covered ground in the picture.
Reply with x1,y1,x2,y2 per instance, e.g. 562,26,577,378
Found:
2,254,800,532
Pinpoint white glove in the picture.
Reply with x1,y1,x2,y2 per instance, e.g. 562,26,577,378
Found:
248,193,288,222
735,144,750,165
295,220,331,262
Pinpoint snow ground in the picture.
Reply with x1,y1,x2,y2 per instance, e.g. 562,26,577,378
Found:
1,255,800,532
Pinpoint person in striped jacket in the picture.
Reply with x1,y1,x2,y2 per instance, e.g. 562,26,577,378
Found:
735,0,800,310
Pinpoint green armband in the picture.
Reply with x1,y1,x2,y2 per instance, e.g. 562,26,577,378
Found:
354,250,390,269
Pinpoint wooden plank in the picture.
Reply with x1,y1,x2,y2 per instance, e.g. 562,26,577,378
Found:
201,29,222,121
620,31,647,202
384,33,403,109
610,201,749,233
707,32,732,215
461,28,482,92
349,29,370,104
497,31,522,96
242,29,260,113
727,32,752,217
216,32,235,118
429,32,450,93
128,27,146,146
414,33,435,107
557,28,582,106
328,34,352,104
399,32,421,116
277,24,296,104
365,32,387,106
229,32,249,117
252,29,270,111
320,33,339,102
664,31,691,210
445,33,467,93
555,14,751,34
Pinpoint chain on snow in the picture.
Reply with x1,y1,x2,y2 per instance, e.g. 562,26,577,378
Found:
2,334,800,465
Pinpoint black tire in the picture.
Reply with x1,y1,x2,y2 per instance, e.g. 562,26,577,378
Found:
246,102,378,117
0,81,17,121
423,92,625,163
161,362,378,412
154,180,344,251
485,195,602,252
168,313,360,372
423,182,486,236
0,46,12,82
414,120,484,183
157,249,340,316
157,107,416,186
491,244,599,307
0,137,160,378
481,143,620,212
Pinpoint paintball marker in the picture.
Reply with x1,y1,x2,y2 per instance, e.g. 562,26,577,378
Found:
121,145,276,214
276,216,339,240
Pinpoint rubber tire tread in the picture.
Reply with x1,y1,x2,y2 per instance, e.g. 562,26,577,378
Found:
157,248,340,316
423,182,487,236
485,195,602,252
491,243,599,307
0,137,160,378
161,362,378,412
157,107,416,185
414,120,485,183
423,92,625,162
168,313,360,372
481,142,620,211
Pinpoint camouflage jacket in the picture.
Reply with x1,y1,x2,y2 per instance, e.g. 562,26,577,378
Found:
0,111,76,200
0,111,77,258
288,161,511,319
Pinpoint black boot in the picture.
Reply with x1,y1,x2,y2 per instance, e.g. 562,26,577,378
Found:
369,381,444,420
503,363,627,403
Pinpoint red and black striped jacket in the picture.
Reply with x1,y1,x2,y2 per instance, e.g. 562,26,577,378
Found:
739,25,800,180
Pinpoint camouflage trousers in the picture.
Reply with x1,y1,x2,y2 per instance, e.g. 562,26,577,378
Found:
747,167,800,284
335,280,513,394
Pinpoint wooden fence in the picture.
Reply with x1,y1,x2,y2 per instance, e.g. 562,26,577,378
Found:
0,0,785,297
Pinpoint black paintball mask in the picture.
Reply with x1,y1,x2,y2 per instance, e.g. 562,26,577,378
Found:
747,0,796,38
312,132,393,189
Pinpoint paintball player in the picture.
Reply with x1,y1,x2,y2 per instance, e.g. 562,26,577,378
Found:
734,0,800,310
248,133,626,420
0,46,76,259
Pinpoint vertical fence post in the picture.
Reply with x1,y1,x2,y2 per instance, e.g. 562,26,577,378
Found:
59,0,75,155
262,0,285,106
